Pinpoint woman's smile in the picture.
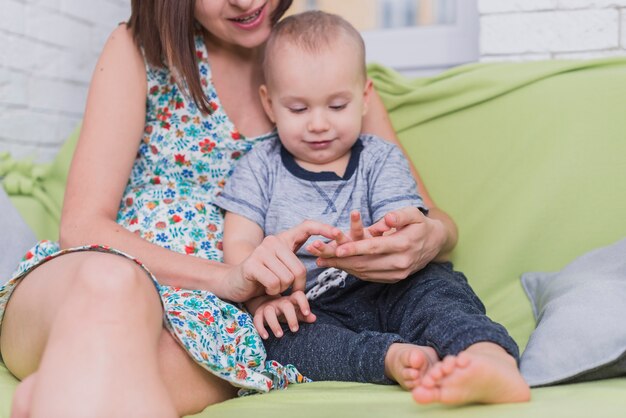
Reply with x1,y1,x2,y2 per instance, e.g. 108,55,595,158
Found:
227,2,268,30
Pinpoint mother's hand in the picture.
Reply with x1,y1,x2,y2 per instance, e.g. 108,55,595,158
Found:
225,220,337,302
315,207,449,282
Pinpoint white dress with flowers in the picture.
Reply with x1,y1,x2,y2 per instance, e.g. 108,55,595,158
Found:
0,33,307,394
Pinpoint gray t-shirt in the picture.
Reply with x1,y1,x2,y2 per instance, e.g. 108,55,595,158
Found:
214,134,427,289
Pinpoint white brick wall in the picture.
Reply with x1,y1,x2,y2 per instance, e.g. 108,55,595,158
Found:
2,1,625,161
479,0,626,61
0,0,130,162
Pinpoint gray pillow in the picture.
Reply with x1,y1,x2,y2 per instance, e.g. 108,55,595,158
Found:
0,188,36,284
520,238,626,387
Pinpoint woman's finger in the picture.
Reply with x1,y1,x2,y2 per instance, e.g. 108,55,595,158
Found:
317,251,417,280
383,206,426,229
333,233,406,258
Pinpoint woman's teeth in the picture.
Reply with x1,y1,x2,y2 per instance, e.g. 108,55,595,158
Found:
233,8,262,23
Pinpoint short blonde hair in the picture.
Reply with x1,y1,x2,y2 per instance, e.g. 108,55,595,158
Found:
263,10,366,85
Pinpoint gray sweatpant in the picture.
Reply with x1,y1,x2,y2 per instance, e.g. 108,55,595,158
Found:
264,262,519,384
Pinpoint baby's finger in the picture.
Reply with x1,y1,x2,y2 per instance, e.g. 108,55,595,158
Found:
262,306,284,338
306,241,323,257
332,227,352,246
349,211,365,241
315,240,339,258
278,300,300,332
253,312,270,339
290,291,312,316
367,217,393,237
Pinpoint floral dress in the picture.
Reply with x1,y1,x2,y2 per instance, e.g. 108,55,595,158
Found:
0,34,307,394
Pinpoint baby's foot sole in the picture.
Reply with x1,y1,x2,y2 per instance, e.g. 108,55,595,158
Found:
412,345,530,405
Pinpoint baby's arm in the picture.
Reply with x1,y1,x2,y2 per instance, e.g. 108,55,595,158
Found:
223,212,265,265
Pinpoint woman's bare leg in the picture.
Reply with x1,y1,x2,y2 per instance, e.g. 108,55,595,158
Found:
9,331,237,418
11,372,36,418
1,252,176,417
158,330,237,416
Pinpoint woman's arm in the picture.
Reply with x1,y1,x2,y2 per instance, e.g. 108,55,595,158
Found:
59,25,244,298
363,87,458,253
322,87,458,280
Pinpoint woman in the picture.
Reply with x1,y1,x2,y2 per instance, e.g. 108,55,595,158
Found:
0,1,457,416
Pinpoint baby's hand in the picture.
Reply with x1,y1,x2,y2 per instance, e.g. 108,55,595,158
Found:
307,210,392,258
253,291,316,339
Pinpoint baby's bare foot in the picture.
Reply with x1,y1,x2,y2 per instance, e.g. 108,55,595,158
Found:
412,342,530,405
384,343,438,390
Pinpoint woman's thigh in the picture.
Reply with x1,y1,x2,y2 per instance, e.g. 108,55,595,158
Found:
158,330,237,415
0,251,163,379
1,251,236,414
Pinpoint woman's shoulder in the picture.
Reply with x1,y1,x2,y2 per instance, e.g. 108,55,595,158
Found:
109,22,135,44
98,23,145,73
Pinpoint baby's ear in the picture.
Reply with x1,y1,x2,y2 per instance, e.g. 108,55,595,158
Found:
362,79,374,116
259,85,276,123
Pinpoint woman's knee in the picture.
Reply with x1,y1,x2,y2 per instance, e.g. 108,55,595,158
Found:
71,253,161,312
74,254,152,294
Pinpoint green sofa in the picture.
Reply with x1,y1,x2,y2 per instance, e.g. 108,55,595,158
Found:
2,58,626,417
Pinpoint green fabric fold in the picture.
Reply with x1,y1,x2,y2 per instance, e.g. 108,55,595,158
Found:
367,57,626,133
0,125,80,240
0,153,59,222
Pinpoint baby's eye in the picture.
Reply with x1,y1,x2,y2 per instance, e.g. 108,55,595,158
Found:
329,104,347,111
289,107,307,114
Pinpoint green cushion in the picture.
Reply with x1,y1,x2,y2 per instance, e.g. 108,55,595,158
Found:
195,379,626,418
1,125,80,241
2,59,626,417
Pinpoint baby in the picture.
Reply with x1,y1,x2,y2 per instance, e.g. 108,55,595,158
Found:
215,11,530,405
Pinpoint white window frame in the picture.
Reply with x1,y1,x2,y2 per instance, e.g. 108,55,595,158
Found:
362,0,479,75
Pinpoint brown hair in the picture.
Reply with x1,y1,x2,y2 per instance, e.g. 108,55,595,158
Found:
127,0,293,114
263,10,366,85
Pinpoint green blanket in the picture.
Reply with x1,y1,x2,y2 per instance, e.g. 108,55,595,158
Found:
2,58,626,417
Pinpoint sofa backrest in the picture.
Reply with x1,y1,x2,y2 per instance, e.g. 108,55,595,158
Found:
373,58,626,347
